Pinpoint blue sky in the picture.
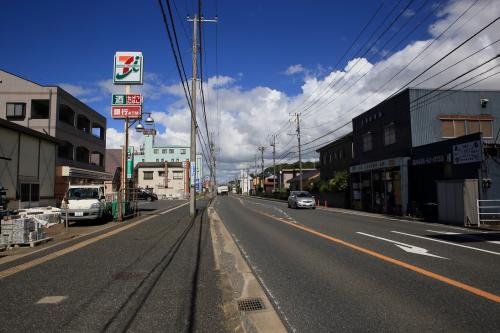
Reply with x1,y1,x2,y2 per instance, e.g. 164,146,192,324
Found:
1,0,428,103
2,1,499,181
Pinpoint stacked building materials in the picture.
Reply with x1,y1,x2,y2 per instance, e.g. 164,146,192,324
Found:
1,217,37,244
0,207,61,247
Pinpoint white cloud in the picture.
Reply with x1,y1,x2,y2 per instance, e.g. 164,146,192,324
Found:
284,64,307,75
59,83,95,97
106,0,500,182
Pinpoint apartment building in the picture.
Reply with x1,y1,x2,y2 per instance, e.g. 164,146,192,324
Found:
0,69,109,201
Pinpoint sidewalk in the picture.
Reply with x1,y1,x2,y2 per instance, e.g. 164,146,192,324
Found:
0,200,186,263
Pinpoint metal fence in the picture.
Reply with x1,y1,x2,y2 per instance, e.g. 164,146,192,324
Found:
476,200,500,226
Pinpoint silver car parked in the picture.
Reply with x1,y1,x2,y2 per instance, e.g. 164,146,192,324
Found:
288,191,316,209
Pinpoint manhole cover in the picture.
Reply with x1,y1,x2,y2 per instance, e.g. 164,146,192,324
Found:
237,298,265,312
112,271,147,281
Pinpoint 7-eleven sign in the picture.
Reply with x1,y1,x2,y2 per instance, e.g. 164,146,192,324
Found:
113,52,143,85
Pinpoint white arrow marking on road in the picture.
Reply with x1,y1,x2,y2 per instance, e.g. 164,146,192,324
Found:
426,230,500,245
392,231,500,255
357,232,448,259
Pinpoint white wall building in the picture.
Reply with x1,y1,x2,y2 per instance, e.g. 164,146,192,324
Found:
239,169,252,195
135,162,186,199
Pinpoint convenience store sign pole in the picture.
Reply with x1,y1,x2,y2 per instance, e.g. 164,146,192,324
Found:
113,52,143,222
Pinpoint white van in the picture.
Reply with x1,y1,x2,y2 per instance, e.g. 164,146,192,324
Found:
62,185,107,221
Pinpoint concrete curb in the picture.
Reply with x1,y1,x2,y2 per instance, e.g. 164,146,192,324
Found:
208,204,287,333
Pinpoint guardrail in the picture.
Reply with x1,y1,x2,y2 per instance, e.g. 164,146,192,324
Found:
476,199,500,226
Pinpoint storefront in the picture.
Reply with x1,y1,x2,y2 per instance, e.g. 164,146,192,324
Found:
350,157,410,215
410,133,482,219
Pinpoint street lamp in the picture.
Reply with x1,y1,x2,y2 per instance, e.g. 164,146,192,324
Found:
145,112,154,125
135,122,144,132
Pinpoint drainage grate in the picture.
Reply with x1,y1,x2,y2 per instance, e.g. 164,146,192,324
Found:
237,297,265,312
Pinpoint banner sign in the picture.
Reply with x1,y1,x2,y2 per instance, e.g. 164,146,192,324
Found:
190,164,196,187
112,94,142,105
453,140,482,165
127,147,134,179
113,52,144,85
111,105,142,119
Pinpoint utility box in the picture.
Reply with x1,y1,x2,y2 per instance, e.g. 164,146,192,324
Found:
437,179,478,226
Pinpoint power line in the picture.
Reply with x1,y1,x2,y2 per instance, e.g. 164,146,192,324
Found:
268,1,388,138
158,0,193,111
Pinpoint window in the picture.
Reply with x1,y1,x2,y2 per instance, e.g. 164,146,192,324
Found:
339,149,344,160
169,149,175,154
20,183,39,202
154,149,159,154
180,149,186,154
171,158,174,162
161,158,164,162
384,123,396,146
363,133,372,152
441,120,454,138
173,171,183,180
454,120,466,137
481,120,493,138
31,99,50,119
159,171,165,177
176,159,179,162
143,171,153,180
441,117,494,138
6,103,26,119
156,159,159,162
162,149,167,154
468,120,480,134
142,159,145,162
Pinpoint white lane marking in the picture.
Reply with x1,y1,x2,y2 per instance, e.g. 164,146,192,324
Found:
159,202,189,214
426,229,500,245
37,296,68,304
391,231,500,256
357,232,447,259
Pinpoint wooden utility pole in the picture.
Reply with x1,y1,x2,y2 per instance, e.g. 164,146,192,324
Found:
187,14,217,215
258,146,266,192
189,15,198,216
292,113,303,191
270,134,277,192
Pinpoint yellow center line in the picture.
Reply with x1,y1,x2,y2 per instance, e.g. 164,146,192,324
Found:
0,202,189,280
236,196,500,303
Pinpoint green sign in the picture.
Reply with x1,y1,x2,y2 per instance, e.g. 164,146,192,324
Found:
127,147,134,179
112,94,142,105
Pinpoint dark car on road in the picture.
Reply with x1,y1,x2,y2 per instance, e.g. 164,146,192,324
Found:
132,189,158,201
288,191,316,209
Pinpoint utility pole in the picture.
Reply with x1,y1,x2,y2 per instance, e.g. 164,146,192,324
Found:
292,113,303,191
188,14,198,217
254,154,257,193
187,14,217,215
270,134,277,192
258,146,266,192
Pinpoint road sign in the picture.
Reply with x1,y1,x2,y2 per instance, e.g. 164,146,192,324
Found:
112,94,143,105
114,52,144,85
111,105,142,119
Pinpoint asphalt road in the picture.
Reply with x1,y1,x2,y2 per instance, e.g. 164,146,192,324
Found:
0,200,226,333
214,195,500,333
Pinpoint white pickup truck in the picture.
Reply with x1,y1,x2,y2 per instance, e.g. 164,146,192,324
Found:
62,185,108,221
217,185,229,195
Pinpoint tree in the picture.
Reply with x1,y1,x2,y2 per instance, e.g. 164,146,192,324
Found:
329,171,349,192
